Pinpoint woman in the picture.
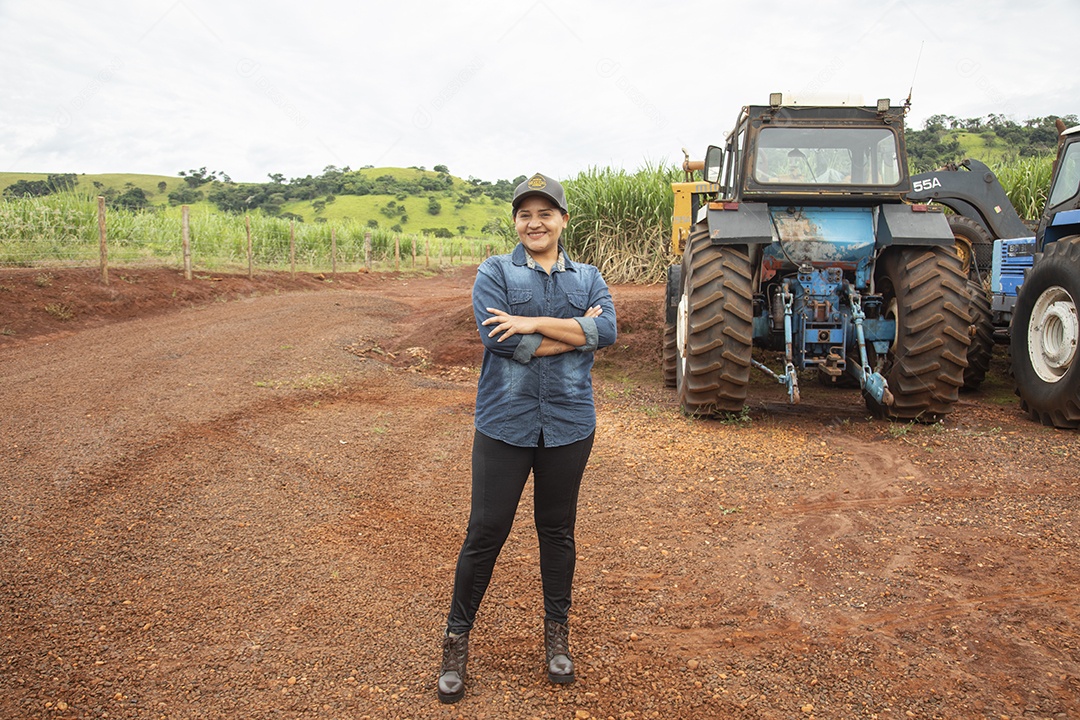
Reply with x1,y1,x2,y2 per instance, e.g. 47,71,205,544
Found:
437,173,617,704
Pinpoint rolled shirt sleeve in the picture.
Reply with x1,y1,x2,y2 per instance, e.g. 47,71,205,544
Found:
572,316,598,351
512,332,544,363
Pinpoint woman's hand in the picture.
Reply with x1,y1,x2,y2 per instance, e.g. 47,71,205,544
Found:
482,308,540,342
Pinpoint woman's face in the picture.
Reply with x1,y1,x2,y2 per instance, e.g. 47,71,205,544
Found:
514,196,568,259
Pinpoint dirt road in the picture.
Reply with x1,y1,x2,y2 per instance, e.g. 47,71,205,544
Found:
1,266,1078,719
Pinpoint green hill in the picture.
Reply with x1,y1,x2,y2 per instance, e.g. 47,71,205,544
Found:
0,168,513,237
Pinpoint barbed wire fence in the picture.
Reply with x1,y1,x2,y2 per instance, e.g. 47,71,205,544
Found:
0,195,514,283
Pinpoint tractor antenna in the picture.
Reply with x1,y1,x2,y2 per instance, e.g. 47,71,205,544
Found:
904,41,924,113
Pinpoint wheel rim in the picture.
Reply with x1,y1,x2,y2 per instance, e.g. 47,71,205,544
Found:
881,295,898,370
676,291,689,381
1027,285,1079,383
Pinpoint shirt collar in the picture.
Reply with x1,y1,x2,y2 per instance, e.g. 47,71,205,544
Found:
512,243,573,272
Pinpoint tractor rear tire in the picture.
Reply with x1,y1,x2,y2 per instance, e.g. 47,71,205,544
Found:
1010,236,1080,428
864,246,971,422
662,265,681,388
964,276,994,390
675,227,754,416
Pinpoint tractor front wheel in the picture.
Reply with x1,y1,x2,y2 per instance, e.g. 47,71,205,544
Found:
864,246,971,422
1010,236,1080,428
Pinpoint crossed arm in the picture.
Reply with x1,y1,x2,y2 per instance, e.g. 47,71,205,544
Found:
483,306,603,357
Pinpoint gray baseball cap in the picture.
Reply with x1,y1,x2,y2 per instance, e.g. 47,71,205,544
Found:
512,173,567,214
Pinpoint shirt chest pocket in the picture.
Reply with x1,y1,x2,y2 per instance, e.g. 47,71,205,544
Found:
566,290,590,312
508,288,533,309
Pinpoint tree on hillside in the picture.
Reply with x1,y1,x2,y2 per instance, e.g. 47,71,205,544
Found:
112,185,150,211
3,173,78,198
179,167,224,188
208,183,267,213
3,179,51,198
167,187,203,205
47,173,77,193
906,112,1077,170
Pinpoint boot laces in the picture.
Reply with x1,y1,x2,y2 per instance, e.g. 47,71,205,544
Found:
442,632,469,674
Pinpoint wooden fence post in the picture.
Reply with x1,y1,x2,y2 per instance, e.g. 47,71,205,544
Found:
97,196,108,286
246,215,253,279
411,234,417,267
181,205,192,280
394,235,400,271
364,231,372,271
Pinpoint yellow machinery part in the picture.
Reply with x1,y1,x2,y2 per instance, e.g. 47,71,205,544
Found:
670,181,720,256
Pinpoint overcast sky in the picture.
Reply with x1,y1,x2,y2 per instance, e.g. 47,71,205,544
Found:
3,0,1077,184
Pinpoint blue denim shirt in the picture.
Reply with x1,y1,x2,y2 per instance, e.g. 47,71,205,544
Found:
473,243,617,447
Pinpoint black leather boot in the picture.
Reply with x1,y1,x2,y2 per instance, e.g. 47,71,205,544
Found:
437,630,469,703
544,619,574,684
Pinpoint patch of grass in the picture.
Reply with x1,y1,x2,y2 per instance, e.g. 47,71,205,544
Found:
639,404,662,417
886,419,946,444
717,406,752,426
34,273,54,287
43,302,74,321
886,422,913,438
1,327,15,336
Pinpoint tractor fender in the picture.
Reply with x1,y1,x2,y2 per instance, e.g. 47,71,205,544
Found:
908,159,1031,240
706,201,773,245
876,204,955,248
1041,208,1080,247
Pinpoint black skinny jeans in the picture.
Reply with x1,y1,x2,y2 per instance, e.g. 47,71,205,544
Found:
446,429,595,634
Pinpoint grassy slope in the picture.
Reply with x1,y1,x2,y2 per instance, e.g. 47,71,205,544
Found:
0,172,186,199
284,194,502,230
953,131,1010,163
0,169,510,235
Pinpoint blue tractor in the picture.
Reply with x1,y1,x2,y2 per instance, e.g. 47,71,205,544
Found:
908,122,1080,427
664,95,971,421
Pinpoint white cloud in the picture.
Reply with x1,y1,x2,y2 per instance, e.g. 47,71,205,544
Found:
2,0,1077,183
